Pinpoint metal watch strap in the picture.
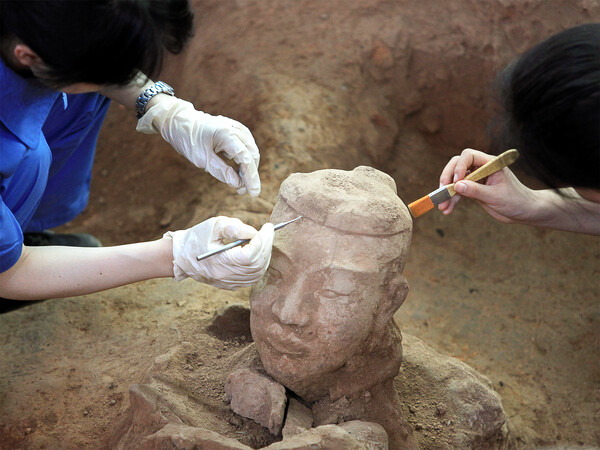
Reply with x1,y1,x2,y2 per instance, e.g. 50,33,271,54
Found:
135,81,175,119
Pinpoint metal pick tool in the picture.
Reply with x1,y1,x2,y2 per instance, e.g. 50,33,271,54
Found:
196,216,303,261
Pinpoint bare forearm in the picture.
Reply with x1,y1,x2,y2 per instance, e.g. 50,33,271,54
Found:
99,72,151,108
0,238,174,300
99,73,164,111
525,188,600,235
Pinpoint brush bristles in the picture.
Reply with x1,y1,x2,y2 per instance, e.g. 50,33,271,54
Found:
408,195,434,218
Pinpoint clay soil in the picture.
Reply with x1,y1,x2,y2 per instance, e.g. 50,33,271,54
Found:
1,1,599,448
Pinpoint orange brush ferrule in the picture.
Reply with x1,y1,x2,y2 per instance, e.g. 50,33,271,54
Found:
408,184,455,217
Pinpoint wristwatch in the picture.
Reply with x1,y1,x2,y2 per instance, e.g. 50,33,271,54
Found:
135,81,175,119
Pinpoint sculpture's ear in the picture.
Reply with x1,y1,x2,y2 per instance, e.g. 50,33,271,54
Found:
381,273,409,320
365,273,409,353
382,273,408,316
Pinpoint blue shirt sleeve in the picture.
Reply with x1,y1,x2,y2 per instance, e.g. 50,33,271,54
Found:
0,125,25,272
0,125,51,273
0,197,23,273
0,57,57,272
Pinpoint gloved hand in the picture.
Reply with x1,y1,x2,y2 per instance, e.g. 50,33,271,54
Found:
137,96,261,196
165,216,274,290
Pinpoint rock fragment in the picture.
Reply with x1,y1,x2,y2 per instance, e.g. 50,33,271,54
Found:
141,423,252,449
339,420,389,450
282,398,313,439
264,424,367,449
225,368,287,435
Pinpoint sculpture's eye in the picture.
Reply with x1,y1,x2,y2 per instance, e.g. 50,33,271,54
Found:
317,289,346,300
266,267,282,285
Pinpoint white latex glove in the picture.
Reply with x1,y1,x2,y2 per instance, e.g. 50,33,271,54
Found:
137,96,261,196
164,216,274,290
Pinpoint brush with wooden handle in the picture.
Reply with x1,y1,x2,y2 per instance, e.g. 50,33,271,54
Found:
408,149,520,218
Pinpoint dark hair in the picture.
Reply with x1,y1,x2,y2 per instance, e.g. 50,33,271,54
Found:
0,0,194,86
491,23,600,190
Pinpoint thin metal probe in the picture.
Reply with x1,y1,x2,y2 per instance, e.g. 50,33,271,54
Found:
196,216,303,261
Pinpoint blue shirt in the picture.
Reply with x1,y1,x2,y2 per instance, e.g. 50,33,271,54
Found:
0,59,59,272
0,58,110,272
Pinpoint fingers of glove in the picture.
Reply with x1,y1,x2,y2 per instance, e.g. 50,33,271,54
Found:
187,251,260,288
212,117,260,164
210,276,258,291
205,225,273,289
238,222,275,265
237,159,261,197
210,132,260,195
205,156,245,190
208,260,263,284
213,127,253,163
231,122,260,168
214,217,258,242
220,222,274,271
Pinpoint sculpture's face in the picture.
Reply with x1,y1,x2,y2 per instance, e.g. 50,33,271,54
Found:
250,219,389,385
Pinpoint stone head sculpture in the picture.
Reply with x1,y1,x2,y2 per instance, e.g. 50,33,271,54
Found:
250,166,413,403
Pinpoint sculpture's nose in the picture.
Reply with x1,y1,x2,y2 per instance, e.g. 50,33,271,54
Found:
271,283,310,327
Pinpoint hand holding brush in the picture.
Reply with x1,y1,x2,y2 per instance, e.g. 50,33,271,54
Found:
409,149,520,218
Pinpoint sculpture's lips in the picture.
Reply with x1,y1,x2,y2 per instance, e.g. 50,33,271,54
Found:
260,332,307,356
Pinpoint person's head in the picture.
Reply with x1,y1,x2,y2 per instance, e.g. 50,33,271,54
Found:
250,166,413,401
491,23,600,192
0,0,194,91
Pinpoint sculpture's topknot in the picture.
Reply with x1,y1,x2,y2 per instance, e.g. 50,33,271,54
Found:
279,166,412,236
